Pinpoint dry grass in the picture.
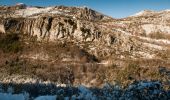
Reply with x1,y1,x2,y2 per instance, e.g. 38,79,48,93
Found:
105,60,170,88
0,33,23,53
148,32,170,40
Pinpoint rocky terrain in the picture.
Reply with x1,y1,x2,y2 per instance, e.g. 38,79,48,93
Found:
0,4,170,99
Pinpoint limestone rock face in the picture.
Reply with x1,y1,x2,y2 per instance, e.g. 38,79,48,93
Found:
0,5,106,42
1,17,101,42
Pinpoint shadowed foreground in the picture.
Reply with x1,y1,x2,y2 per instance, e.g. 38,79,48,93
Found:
0,81,170,100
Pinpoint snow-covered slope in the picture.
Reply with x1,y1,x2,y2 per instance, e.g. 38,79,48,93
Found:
131,9,170,17
132,10,156,17
0,4,108,21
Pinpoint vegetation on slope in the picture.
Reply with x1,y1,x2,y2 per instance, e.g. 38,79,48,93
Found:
0,33,22,53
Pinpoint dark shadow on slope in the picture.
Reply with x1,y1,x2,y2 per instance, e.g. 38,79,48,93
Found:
0,81,170,99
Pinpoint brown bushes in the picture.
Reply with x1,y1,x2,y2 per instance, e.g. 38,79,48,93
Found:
148,32,170,40
104,60,169,88
0,33,22,53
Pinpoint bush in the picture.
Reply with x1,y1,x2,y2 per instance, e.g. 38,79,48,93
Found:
0,33,22,53
148,32,170,40
115,63,140,86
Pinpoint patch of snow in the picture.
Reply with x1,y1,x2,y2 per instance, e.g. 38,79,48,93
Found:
49,10,62,14
0,75,66,87
0,81,168,99
139,36,170,45
136,51,155,59
113,28,170,50
78,85,91,94
143,42,164,50
142,24,170,35
0,93,25,100
164,9,170,12
137,81,161,90
62,10,70,13
164,9,170,11
131,10,155,17
15,7,62,17
77,86,97,100
113,28,131,35
133,10,147,16
16,3,26,6
34,96,56,100
56,84,67,87
0,93,56,100
98,60,110,65
115,28,170,45
21,52,49,61
7,87,14,94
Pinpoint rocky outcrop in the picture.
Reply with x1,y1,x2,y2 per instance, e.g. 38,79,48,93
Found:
1,17,101,42
77,7,104,21
0,4,105,42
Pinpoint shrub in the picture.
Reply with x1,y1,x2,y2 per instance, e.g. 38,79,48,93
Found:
115,63,140,86
0,33,22,53
148,32,170,40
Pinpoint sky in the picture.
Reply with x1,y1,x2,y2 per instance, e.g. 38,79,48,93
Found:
0,0,170,18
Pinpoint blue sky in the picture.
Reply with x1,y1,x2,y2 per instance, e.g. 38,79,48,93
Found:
0,0,170,18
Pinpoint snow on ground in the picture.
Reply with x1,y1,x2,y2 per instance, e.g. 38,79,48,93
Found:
0,75,41,84
132,10,148,16
0,93,56,100
0,93,25,100
135,51,155,59
114,28,131,35
143,42,164,50
0,75,66,87
0,81,168,100
115,28,170,45
139,36,170,45
131,10,156,17
114,28,170,51
141,24,170,35
34,96,56,100
15,7,62,17
131,9,170,17
49,10,63,14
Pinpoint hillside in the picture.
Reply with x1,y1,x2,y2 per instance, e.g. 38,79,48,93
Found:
0,4,170,99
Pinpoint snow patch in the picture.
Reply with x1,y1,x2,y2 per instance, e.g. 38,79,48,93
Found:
137,51,155,59
142,24,170,35
34,96,56,100
15,7,62,17
0,93,25,100
114,28,131,35
143,42,164,50
131,10,155,17
0,75,66,87
139,36,170,45
164,9,170,12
